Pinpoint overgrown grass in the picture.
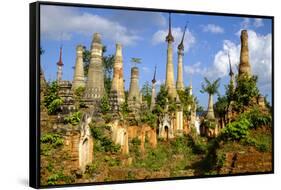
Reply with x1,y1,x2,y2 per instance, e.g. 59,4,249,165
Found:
41,133,64,156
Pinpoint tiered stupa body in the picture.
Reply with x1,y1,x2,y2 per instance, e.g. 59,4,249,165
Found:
128,67,141,112
176,24,188,91
83,33,105,104
238,30,252,77
110,43,125,110
72,45,85,91
165,13,177,99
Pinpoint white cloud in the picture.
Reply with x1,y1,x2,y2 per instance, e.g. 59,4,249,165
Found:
142,66,150,73
241,18,251,28
241,18,264,29
253,18,264,28
185,30,272,96
184,62,207,75
152,27,196,53
202,24,224,34
41,5,140,45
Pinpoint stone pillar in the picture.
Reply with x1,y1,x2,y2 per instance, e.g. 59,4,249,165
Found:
176,24,187,91
165,13,177,99
175,110,183,133
238,30,252,77
128,67,141,111
72,45,85,91
165,42,177,98
57,65,62,82
111,43,125,106
176,50,185,91
206,94,215,119
83,33,105,104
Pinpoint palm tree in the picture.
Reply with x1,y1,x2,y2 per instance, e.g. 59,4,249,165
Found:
200,77,220,120
131,57,142,67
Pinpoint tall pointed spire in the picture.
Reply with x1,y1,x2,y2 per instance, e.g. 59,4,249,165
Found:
228,51,236,91
176,23,188,91
165,13,177,98
151,65,157,111
228,51,234,77
178,22,188,51
56,46,63,82
152,65,157,84
166,13,174,42
57,46,63,66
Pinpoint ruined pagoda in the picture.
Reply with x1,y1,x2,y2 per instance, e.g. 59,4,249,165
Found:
176,23,188,91
83,33,105,105
238,30,252,77
165,13,177,99
110,43,125,107
128,66,141,112
72,45,85,91
56,46,63,82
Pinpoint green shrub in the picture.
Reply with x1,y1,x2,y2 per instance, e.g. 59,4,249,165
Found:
171,137,189,154
202,119,216,129
140,110,157,128
221,117,250,141
187,134,208,154
242,108,272,129
131,137,141,146
47,170,74,185
41,134,64,147
43,81,63,115
64,111,82,125
85,163,98,174
90,125,120,153
41,134,64,156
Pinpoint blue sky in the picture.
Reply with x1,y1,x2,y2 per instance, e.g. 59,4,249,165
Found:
40,5,272,108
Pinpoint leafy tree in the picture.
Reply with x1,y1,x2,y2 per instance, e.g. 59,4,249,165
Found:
43,81,63,115
140,109,157,128
64,111,82,125
177,87,194,117
196,105,204,113
100,95,111,114
232,75,259,112
154,85,169,115
131,57,141,67
82,46,91,76
141,81,152,107
73,86,85,108
200,77,220,119
120,101,130,119
103,54,115,95
214,95,228,123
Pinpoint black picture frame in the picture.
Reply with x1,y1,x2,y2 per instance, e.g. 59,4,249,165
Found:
30,1,274,189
